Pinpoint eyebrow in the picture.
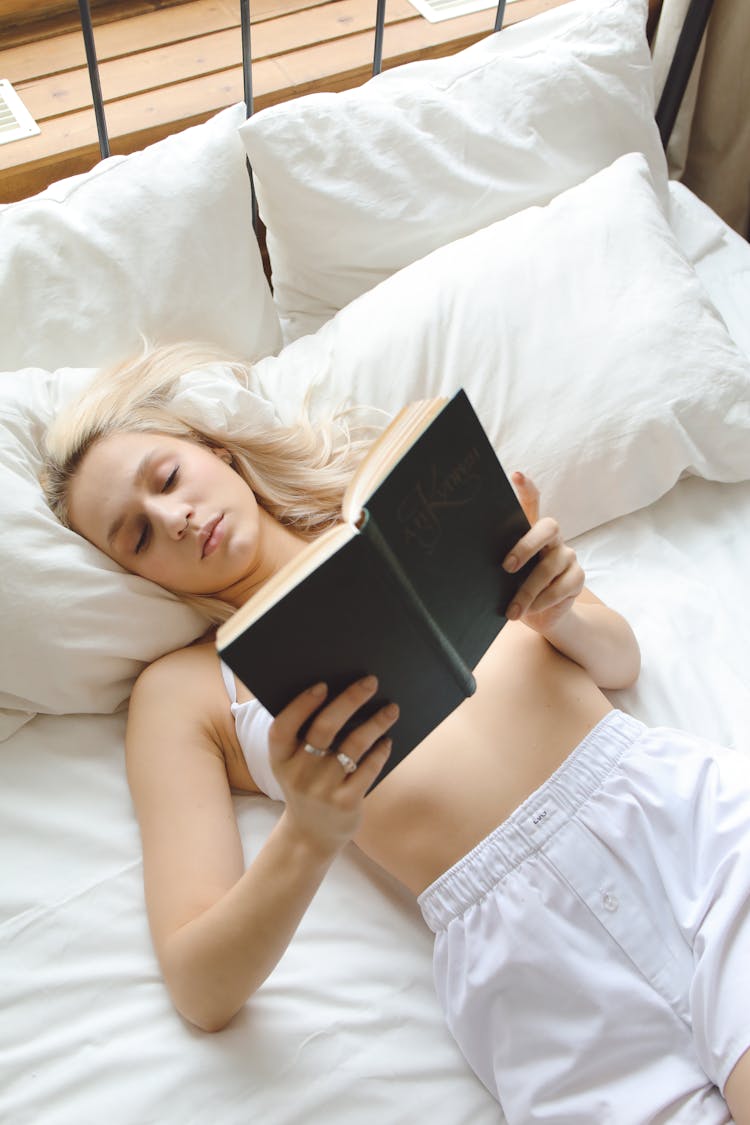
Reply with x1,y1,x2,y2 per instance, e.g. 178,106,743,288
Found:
106,450,157,547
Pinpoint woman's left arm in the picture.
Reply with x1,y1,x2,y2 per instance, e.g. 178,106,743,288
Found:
502,472,641,691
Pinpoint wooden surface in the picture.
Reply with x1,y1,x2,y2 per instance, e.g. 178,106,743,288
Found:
0,0,575,203
0,0,663,203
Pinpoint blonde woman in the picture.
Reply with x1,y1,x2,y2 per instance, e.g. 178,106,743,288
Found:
42,344,750,1123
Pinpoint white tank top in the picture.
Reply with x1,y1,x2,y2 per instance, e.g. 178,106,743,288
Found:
219,661,285,802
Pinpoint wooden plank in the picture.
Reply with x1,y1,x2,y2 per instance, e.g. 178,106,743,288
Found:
0,0,328,84
0,0,575,202
276,0,562,93
0,0,190,49
15,0,416,122
1,2,238,84
0,0,129,24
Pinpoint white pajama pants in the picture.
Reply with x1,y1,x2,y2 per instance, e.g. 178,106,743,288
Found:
418,711,750,1123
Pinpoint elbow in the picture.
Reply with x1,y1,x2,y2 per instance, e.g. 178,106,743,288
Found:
169,977,247,1034
160,935,255,1034
609,663,640,693
621,628,642,689
603,630,642,691
182,1008,235,1035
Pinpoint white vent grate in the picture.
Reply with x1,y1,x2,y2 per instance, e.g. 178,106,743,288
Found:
406,0,516,23
0,79,41,146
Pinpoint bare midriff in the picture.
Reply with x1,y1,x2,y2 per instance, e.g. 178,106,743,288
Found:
353,622,613,895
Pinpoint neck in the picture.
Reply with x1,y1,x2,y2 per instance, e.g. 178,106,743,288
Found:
221,508,308,609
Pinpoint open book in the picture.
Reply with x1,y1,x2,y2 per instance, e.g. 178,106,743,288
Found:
216,389,535,785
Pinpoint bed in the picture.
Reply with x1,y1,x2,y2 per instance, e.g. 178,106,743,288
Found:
1,0,749,1121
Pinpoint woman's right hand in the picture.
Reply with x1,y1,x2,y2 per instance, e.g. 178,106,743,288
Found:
268,676,398,856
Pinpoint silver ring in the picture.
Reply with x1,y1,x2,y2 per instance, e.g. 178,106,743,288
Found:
335,751,358,775
302,741,327,758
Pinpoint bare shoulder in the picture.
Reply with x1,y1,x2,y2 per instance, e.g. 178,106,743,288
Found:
129,644,220,743
128,642,258,792
132,640,224,700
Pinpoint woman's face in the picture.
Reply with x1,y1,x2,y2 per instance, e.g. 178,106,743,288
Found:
68,431,265,598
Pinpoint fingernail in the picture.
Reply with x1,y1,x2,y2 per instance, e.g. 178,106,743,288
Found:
503,554,518,573
310,682,327,698
507,603,521,621
384,703,400,720
360,675,378,691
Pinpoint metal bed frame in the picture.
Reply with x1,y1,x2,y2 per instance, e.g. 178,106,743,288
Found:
77,0,715,210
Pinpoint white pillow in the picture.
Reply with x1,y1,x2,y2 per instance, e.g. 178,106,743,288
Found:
239,0,668,342
0,364,279,741
0,103,281,370
248,154,750,545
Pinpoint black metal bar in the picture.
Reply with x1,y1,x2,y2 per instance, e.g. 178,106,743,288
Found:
240,0,254,117
239,0,259,233
656,0,716,148
494,0,507,32
373,0,387,76
78,0,110,159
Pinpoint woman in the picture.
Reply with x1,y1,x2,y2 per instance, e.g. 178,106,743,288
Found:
42,344,750,1122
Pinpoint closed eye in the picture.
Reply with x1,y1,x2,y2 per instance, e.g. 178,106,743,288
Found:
162,466,178,492
135,522,150,554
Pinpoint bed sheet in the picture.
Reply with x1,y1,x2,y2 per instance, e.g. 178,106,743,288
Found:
1,185,749,1125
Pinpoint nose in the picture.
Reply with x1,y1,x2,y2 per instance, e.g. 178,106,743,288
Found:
147,496,192,540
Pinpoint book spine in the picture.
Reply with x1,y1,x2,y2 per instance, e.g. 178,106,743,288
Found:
360,510,476,698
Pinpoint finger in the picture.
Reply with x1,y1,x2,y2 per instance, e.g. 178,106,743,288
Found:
507,553,582,619
511,471,540,526
342,736,393,794
335,701,400,765
271,681,329,762
525,564,584,616
503,516,561,573
506,552,564,617
304,675,381,751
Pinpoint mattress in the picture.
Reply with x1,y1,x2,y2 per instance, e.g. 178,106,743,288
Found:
1,181,749,1124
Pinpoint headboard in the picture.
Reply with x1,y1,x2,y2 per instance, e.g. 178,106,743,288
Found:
73,0,716,206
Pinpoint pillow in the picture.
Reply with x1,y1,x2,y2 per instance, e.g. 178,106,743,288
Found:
239,0,668,342
248,154,750,546
0,364,279,740
0,103,281,370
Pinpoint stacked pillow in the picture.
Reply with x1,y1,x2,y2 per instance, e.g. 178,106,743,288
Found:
248,154,750,543
239,0,669,341
0,104,281,737
0,103,280,371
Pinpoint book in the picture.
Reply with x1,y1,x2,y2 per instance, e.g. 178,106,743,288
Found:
216,389,536,786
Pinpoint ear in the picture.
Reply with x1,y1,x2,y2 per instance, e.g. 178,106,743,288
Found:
210,446,233,465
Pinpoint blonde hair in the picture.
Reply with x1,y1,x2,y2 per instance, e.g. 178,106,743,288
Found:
42,342,381,623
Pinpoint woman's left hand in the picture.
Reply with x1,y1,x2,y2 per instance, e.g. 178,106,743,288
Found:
502,471,585,635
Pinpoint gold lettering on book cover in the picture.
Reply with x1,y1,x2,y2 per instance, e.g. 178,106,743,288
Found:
397,447,482,554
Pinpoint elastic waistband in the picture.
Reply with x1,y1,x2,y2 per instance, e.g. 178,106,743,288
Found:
418,709,646,933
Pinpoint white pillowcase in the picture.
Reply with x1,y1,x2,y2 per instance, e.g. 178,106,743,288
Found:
0,104,281,370
0,364,279,741
239,0,668,342
248,154,750,543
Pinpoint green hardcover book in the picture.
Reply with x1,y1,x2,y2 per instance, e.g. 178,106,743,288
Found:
216,388,535,785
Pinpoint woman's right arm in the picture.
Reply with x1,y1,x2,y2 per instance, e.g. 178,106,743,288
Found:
126,648,395,1033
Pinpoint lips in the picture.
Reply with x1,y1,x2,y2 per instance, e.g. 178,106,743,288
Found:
201,515,224,558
